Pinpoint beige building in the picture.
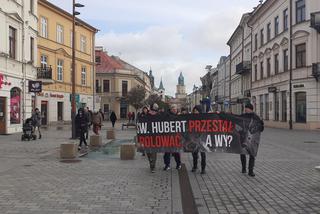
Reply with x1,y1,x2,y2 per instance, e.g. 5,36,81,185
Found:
95,47,152,119
249,0,320,130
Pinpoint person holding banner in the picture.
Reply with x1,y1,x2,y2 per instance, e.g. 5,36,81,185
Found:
163,104,182,171
139,106,149,157
147,104,159,173
240,103,264,177
191,105,206,174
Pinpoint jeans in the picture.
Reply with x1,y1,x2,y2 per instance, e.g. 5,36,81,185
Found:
79,130,87,147
192,151,206,170
163,152,181,167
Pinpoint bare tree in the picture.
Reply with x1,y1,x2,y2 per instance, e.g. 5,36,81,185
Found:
126,85,146,112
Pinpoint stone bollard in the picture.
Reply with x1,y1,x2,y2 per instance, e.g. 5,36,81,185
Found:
316,166,320,172
60,142,77,159
90,135,102,147
120,143,136,160
106,129,115,139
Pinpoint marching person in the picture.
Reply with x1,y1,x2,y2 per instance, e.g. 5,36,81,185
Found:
92,110,103,135
191,105,206,174
163,104,182,171
139,106,149,157
146,103,159,173
240,103,264,177
31,108,42,139
75,108,89,150
109,111,117,128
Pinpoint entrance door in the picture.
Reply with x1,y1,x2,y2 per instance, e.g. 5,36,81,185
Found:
0,97,6,134
296,92,306,123
57,102,63,121
120,107,127,119
41,101,48,125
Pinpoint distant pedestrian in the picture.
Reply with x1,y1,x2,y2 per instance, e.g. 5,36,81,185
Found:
163,104,181,171
138,106,149,157
128,112,132,123
31,108,42,139
240,103,264,177
191,105,206,174
75,108,89,150
92,110,103,135
84,107,91,139
132,112,135,123
147,103,159,173
110,111,117,128
99,108,105,121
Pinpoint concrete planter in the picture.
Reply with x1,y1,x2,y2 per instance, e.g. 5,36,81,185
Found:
120,144,136,160
60,143,77,159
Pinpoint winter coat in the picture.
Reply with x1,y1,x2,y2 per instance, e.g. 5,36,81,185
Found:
110,112,117,122
92,112,103,126
240,112,264,157
31,111,41,127
75,110,89,135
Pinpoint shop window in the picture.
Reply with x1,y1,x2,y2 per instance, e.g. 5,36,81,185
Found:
10,87,21,124
295,92,306,123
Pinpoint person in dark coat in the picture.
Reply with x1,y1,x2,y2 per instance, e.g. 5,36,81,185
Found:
163,104,181,171
109,111,117,128
138,106,149,157
31,108,42,139
191,105,207,174
240,103,264,177
99,109,104,121
132,112,135,122
146,104,158,173
75,108,89,150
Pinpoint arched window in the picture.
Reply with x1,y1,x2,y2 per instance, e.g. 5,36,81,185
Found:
10,87,21,124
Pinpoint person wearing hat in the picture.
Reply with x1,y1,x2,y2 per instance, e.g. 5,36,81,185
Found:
163,104,182,171
240,103,264,177
191,105,207,174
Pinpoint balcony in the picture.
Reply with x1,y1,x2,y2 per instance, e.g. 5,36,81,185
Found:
312,63,320,81
37,66,54,84
236,61,251,75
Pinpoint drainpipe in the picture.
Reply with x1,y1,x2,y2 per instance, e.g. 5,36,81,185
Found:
289,0,293,129
228,46,232,113
21,1,26,122
92,33,96,110
247,22,253,107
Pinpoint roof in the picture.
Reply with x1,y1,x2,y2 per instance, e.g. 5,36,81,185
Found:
95,50,123,73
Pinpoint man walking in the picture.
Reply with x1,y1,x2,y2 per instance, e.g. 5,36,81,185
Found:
31,108,42,139
75,108,89,150
240,103,264,177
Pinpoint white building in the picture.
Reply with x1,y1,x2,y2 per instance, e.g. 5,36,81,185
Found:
227,13,252,115
216,56,231,111
0,0,37,134
249,0,320,130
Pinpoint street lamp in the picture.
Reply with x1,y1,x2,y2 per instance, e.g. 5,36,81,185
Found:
71,0,84,139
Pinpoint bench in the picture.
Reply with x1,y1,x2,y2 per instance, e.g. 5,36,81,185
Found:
122,123,136,130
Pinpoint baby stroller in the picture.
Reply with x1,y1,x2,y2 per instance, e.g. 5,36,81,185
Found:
21,118,37,141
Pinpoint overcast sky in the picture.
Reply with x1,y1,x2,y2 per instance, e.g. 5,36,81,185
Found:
50,0,258,96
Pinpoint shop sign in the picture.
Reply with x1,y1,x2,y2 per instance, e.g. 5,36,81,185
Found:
28,81,42,92
268,87,277,93
0,73,12,89
293,84,304,89
50,93,64,98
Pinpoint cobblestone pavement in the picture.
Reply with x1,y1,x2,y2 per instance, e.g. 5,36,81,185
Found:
186,128,320,214
0,121,182,214
1,123,320,214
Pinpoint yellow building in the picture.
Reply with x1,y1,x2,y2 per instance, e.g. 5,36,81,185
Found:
37,0,98,125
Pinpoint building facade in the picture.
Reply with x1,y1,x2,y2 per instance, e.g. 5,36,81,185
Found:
227,13,252,115
95,47,152,119
0,0,38,134
37,0,97,125
216,56,231,111
249,0,320,130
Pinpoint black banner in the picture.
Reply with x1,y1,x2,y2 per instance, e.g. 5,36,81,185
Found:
29,81,42,93
136,113,263,154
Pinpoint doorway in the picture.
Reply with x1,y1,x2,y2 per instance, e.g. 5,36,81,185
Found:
295,92,306,123
0,97,6,134
57,102,63,121
41,101,48,125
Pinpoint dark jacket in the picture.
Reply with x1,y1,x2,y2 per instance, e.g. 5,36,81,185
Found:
75,109,89,134
110,112,117,122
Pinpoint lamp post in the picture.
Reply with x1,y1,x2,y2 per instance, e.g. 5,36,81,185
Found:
71,0,84,139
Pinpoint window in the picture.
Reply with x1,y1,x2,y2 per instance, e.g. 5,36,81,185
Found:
254,64,258,81
283,9,288,30
265,94,269,120
104,104,109,114
274,16,279,36
9,26,16,59
30,0,34,13
96,56,101,63
40,17,48,38
80,35,87,52
56,24,64,44
281,91,287,122
81,66,86,85
10,88,21,124
267,58,271,77
296,43,306,68
122,80,128,97
283,49,288,72
274,92,279,121
40,55,47,68
295,92,306,123
296,0,305,24
267,23,271,42
260,61,264,79
260,29,264,47
254,34,258,51
260,95,264,119
274,54,279,74
57,59,63,81
30,37,34,62
96,80,100,93
103,80,110,93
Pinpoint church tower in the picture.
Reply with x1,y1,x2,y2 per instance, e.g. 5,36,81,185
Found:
175,72,187,99
148,68,155,89
159,78,165,101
